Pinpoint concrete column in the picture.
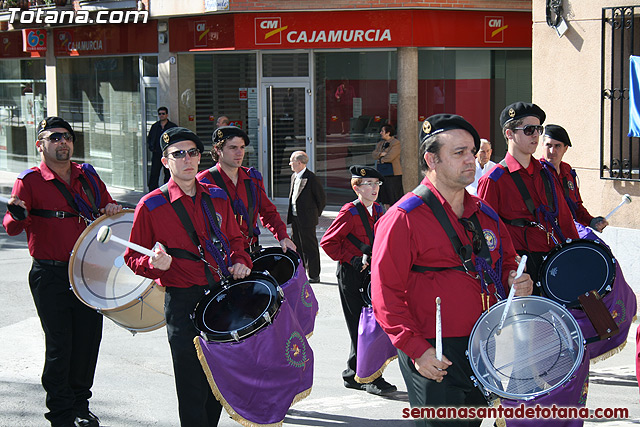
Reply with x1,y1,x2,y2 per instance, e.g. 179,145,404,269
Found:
157,20,180,127
45,29,57,116
397,47,419,192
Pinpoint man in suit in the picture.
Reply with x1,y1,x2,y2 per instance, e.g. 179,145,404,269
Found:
288,150,326,283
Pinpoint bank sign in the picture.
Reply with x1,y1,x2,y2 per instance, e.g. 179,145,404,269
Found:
170,10,531,52
238,11,411,49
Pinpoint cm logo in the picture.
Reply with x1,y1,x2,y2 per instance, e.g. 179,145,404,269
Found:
255,17,288,45
485,16,507,43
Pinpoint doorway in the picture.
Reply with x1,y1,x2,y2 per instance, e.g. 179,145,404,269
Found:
261,83,313,199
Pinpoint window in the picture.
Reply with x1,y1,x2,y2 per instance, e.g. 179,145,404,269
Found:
601,6,640,180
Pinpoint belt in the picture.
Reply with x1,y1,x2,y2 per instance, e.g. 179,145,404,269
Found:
34,258,69,268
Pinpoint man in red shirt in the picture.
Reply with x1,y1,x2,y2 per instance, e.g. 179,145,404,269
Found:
125,127,251,427
3,116,122,427
320,165,395,395
541,124,608,232
197,126,295,256
371,114,532,425
477,102,579,283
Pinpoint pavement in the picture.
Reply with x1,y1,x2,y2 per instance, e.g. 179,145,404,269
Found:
0,170,639,426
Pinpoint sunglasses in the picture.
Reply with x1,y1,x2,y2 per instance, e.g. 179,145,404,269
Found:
158,112,167,115
358,181,383,187
166,148,201,159
513,125,544,136
459,218,482,254
41,132,73,143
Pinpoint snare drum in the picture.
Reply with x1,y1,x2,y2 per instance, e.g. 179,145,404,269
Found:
467,296,584,401
69,210,166,333
251,247,318,337
538,239,615,308
191,272,284,342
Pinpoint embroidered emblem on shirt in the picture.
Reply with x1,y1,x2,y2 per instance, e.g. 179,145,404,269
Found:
567,180,575,191
483,229,498,251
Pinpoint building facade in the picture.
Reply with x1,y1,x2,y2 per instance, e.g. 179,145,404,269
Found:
532,0,640,230
0,0,532,206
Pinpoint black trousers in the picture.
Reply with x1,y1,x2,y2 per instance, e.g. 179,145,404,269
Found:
516,250,546,295
398,337,486,427
290,216,321,279
29,260,103,427
337,262,367,380
165,286,222,427
148,150,170,191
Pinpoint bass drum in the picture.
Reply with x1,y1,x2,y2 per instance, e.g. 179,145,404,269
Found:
192,272,284,342
467,296,584,401
69,210,166,333
538,238,615,307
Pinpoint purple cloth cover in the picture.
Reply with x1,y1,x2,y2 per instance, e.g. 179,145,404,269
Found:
195,298,314,426
355,306,398,383
572,222,637,360
502,347,591,427
282,261,318,338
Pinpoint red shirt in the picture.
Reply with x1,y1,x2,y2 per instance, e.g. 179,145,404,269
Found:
477,153,579,253
197,164,289,249
3,162,116,262
124,179,251,289
371,177,518,360
542,160,594,227
320,200,384,264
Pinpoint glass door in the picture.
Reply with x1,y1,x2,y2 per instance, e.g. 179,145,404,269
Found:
262,84,312,199
142,84,158,191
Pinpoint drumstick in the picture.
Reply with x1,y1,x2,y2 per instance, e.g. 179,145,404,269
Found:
604,194,632,220
97,225,156,258
435,297,442,362
496,255,527,336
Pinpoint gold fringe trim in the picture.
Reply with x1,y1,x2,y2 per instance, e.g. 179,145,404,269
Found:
194,337,312,427
590,340,627,364
589,314,636,364
354,354,398,384
494,399,506,427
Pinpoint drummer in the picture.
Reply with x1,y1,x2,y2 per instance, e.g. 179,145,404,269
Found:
3,116,122,427
371,114,533,426
320,165,396,396
197,126,296,256
540,124,608,232
477,102,579,283
124,127,252,427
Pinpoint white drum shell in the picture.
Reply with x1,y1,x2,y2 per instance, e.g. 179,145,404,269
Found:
69,210,165,332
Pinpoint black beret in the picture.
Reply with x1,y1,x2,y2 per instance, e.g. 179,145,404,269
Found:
349,165,385,182
543,124,571,147
419,114,481,151
37,116,75,141
212,126,250,146
160,127,204,153
500,102,546,128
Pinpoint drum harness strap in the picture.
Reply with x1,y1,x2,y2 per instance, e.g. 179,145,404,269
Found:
346,200,376,257
207,166,259,251
31,169,100,224
409,184,507,307
346,200,380,297
541,159,581,222
160,184,233,290
498,159,564,246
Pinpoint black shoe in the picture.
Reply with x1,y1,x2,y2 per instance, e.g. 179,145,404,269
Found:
309,277,321,283
343,376,366,391
364,377,397,396
75,410,99,427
